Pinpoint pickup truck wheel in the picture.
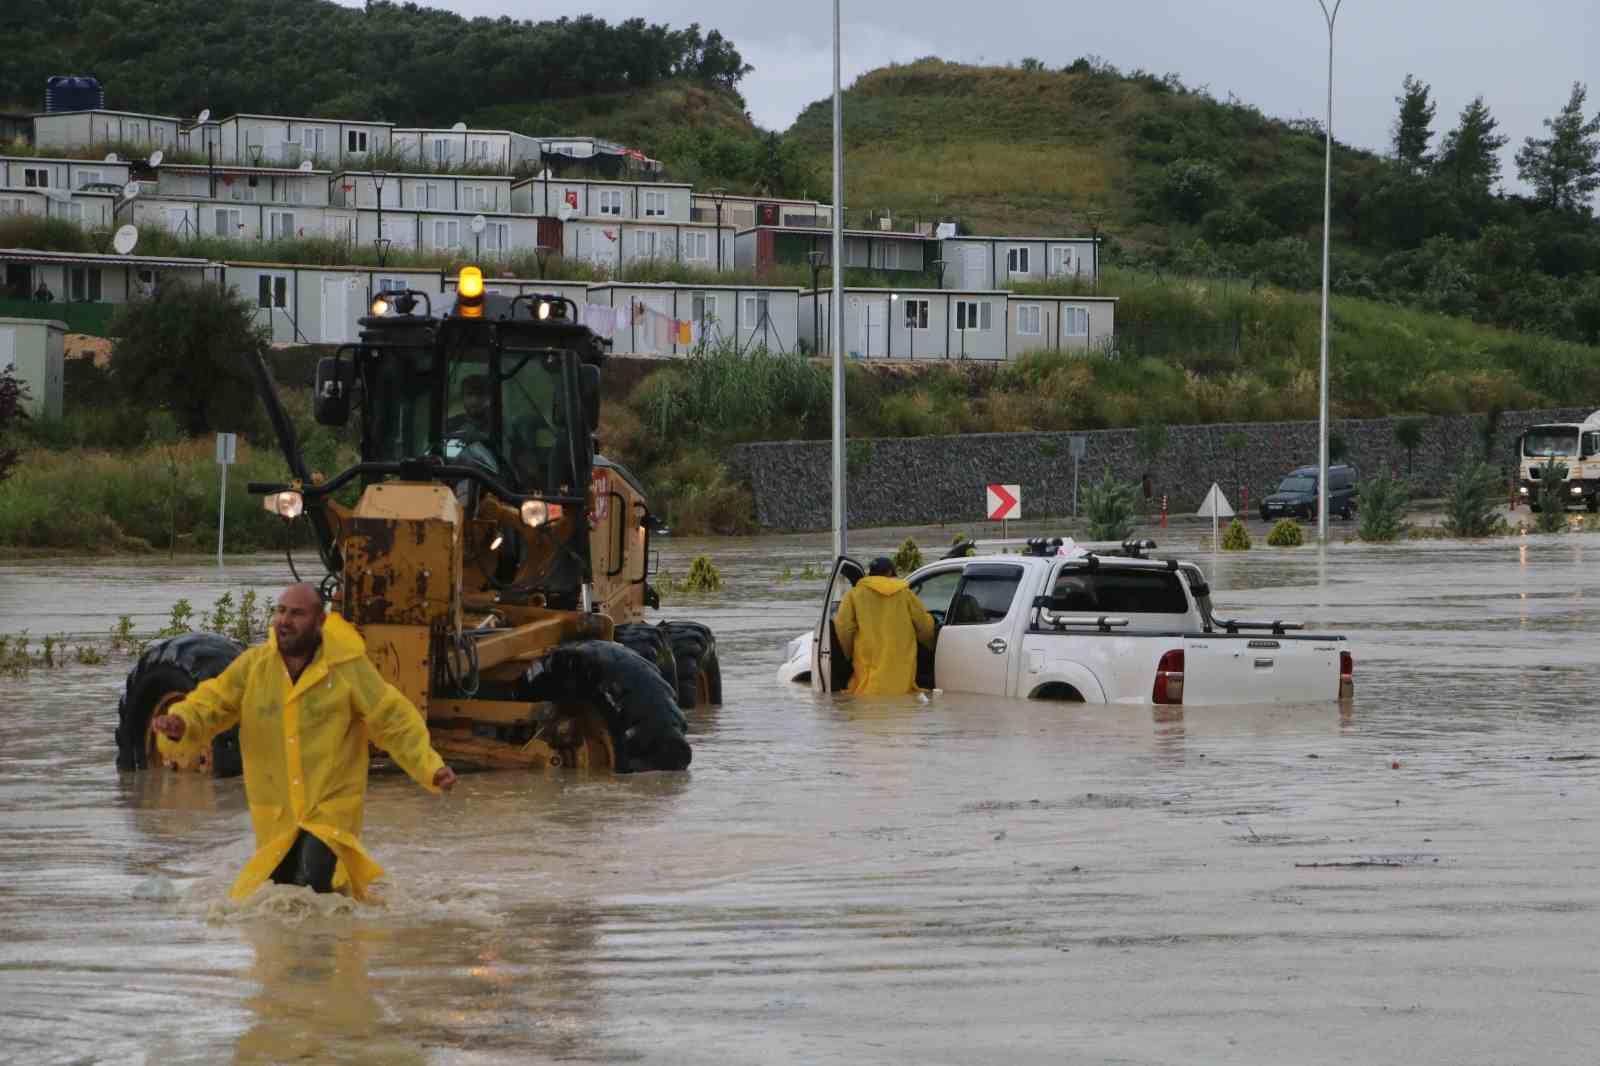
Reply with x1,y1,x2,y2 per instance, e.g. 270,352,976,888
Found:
115,633,245,777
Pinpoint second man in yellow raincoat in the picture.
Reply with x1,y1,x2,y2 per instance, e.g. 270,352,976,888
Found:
833,557,937,695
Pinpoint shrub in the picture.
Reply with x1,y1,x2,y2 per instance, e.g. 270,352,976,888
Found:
684,555,723,593
1441,459,1503,537
1534,456,1570,532
1393,417,1428,477
1083,472,1137,540
1357,467,1410,541
1221,518,1252,551
892,538,923,575
1266,518,1304,546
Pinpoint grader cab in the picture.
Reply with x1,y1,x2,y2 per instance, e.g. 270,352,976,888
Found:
115,267,717,777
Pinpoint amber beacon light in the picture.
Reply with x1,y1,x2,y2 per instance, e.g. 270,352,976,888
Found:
457,265,485,316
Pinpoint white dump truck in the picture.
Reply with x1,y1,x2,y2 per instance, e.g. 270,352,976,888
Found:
1518,411,1600,513
778,539,1352,706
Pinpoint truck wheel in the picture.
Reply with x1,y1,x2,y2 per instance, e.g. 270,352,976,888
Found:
663,620,723,709
527,641,691,773
613,622,678,689
115,633,245,777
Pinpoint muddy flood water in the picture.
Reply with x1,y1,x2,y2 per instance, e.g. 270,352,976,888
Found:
2,523,1598,1065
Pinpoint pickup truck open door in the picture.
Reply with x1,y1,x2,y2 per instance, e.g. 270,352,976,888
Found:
811,556,864,693
931,562,1026,696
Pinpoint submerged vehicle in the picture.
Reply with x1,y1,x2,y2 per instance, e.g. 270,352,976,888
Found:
1259,465,1358,522
116,267,719,778
779,538,1352,706
1517,411,1600,513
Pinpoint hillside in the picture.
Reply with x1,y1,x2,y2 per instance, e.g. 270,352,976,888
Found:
787,59,1600,345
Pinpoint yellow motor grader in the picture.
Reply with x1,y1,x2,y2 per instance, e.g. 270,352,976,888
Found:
115,267,717,777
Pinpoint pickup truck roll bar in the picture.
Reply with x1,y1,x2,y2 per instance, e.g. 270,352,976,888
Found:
1211,618,1306,636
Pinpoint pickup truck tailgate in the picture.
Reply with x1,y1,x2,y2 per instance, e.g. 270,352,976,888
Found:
1182,634,1344,705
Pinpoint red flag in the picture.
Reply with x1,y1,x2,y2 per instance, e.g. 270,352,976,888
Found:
564,189,578,209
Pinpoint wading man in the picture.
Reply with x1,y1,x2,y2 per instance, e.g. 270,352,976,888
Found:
152,583,456,900
834,557,936,695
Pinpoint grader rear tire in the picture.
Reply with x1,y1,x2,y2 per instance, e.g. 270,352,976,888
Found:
662,621,722,710
526,640,690,773
115,633,245,777
613,622,678,689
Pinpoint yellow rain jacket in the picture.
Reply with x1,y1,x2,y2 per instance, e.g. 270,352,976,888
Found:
833,575,936,695
157,612,445,901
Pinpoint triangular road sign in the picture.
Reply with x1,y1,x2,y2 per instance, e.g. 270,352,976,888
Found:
1196,483,1235,518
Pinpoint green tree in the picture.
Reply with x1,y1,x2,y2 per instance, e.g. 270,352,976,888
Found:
1357,468,1410,542
1435,96,1509,194
1515,82,1600,214
0,367,28,483
1083,472,1136,541
1392,74,1436,173
1533,457,1570,531
108,283,267,437
1393,417,1427,477
1442,459,1501,537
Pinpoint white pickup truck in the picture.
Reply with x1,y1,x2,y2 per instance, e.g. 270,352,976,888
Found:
778,539,1353,706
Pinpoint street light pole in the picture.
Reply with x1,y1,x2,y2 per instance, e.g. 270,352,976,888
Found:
372,169,387,265
807,248,825,353
374,237,391,269
1315,0,1341,545
829,0,847,559
710,186,727,272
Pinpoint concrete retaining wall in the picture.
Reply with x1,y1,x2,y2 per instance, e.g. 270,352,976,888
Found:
729,407,1598,531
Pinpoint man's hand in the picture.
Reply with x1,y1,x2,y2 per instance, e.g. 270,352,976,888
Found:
151,715,186,741
433,765,457,792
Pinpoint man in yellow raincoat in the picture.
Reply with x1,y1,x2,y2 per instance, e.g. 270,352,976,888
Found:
151,583,456,901
834,557,936,695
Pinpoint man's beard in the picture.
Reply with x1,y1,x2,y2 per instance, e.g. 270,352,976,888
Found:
278,628,321,658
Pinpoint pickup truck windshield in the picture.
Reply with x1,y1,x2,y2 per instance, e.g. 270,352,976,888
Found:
1276,476,1316,493
1524,428,1579,457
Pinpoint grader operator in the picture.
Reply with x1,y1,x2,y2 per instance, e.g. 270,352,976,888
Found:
115,267,718,778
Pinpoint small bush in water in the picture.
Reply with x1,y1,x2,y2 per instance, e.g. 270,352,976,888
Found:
1221,518,1252,551
1358,467,1410,542
1442,459,1503,538
893,538,923,575
1266,518,1304,546
1534,457,1570,533
1084,472,1137,541
684,556,723,593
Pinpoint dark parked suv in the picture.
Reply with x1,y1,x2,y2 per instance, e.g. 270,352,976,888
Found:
1259,464,1358,521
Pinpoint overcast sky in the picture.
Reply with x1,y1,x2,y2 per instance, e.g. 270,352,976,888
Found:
340,1,1596,188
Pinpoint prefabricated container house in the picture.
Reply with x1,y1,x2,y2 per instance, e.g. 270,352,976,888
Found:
0,316,64,418
560,218,733,274
390,128,542,171
216,115,393,168
585,283,801,356
156,165,332,207
512,177,693,223
799,287,1012,360
737,227,935,277
33,110,182,151
332,172,515,215
0,248,220,308
689,193,833,230
938,235,1101,289
1005,294,1118,355
221,262,448,345
0,156,131,193
0,188,117,229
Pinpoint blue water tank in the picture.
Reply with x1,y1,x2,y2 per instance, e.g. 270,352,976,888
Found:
45,76,106,113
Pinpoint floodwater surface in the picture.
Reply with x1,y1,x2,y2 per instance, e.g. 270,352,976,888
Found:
2,525,1598,1065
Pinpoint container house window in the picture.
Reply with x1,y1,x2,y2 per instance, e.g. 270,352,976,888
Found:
213,207,242,236
882,242,900,269
955,300,992,331
904,297,929,329
598,189,623,216
743,293,769,324
23,167,48,189
643,190,667,217
347,129,368,153
692,292,719,325
76,170,101,189
432,140,450,165
268,211,296,239
0,198,24,216
683,231,710,261
432,219,461,249
1063,307,1088,335
69,267,102,302
1007,247,1030,274
302,128,325,156
257,274,288,309
482,222,509,253
633,230,658,258
1017,304,1041,335
377,277,406,293
470,138,491,161
1051,246,1076,276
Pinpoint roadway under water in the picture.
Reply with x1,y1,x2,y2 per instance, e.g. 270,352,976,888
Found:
2,523,1598,1064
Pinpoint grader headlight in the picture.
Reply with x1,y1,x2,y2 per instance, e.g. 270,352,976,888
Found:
520,501,564,528
370,296,389,316
263,490,304,520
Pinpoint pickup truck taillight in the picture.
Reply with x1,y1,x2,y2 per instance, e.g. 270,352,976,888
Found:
1152,649,1185,705
1339,650,1354,699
